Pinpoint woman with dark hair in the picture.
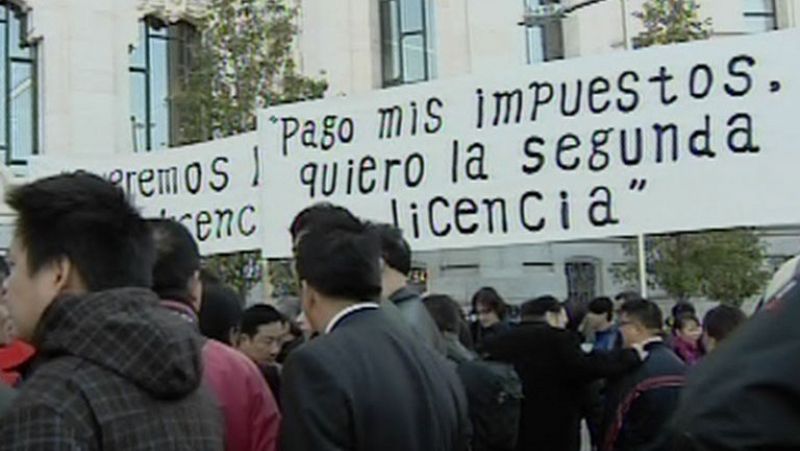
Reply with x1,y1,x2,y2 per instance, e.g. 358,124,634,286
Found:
471,286,511,350
671,313,703,365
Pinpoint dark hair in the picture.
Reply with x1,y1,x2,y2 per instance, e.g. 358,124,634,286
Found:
295,221,382,302
673,313,700,334
588,296,614,321
7,172,154,291
671,301,696,319
423,294,463,333
148,219,200,303
289,202,361,240
615,291,642,303
199,281,243,344
240,304,287,337
619,298,663,331
521,295,562,318
703,305,746,342
372,223,411,275
471,287,508,319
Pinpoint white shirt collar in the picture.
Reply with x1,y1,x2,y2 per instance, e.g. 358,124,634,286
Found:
324,302,380,334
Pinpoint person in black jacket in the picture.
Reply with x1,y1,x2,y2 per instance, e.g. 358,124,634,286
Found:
600,298,686,451
373,223,447,355
484,296,642,451
280,210,471,451
669,255,800,450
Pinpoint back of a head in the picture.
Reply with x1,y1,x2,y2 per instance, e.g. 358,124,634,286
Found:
289,202,361,241
615,290,643,303
7,172,155,291
703,305,746,342
373,223,412,275
589,296,614,321
521,295,562,319
295,222,382,302
471,286,507,318
240,304,286,337
199,281,243,344
620,298,663,332
423,294,462,334
148,219,200,302
672,301,696,320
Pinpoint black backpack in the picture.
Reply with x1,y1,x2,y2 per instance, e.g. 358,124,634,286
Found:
457,359,523,451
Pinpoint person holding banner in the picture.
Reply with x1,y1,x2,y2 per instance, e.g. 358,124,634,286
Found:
280,211,471,451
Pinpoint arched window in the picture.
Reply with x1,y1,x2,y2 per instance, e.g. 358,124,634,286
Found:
0,2,36,165
129,16,197,152
379,0,437,87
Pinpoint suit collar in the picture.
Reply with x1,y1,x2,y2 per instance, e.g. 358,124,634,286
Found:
324,302,380,334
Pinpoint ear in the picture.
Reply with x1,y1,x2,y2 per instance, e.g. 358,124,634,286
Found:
188,271,202,312
55,257,86,295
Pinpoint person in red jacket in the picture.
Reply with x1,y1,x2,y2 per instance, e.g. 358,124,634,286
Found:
148,219,281,451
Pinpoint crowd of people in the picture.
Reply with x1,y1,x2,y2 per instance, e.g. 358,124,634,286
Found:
0,172,798,450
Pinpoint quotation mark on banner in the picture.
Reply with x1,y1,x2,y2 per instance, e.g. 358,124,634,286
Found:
629,179,648,192
770,80,782,93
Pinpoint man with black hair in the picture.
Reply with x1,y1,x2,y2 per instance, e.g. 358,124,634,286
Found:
148,219,280,451
485,295,641,451
600,298,686,451
281,218,471,451
585,297,622,352
373,223,446,355
701,304,746,353
236,304,291,402
0,172,223,450
288,204,413,342
198,271,243,346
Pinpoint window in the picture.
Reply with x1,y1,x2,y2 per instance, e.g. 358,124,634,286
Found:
379,0,436,87
0,2,36,165
129,17,197,152
565,259,599,304
523,0,564,64
743,0,777,33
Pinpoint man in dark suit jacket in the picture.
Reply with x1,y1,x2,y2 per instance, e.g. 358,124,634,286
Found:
484,296,641,451
601,299,686,451
280,209,471,451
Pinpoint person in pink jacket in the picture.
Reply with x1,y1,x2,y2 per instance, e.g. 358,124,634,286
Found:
149,219,281,451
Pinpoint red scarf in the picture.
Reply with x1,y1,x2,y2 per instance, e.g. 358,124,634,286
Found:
0,340,35,386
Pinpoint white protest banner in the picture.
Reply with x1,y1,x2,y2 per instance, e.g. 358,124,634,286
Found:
259,30,800,258
30,133,261,255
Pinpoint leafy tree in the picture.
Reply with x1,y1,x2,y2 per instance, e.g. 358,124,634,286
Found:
614,230,769,305
174,0,326,297
632,0,711,48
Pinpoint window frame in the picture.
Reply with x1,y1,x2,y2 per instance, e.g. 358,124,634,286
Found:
1,2,37,166
129,16,196,152
379,0,434,88
742,0,778,32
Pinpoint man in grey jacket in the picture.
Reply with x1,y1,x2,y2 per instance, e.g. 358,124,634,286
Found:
374,223,447,356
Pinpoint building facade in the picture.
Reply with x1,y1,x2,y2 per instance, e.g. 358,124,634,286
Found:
0,0,795,304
